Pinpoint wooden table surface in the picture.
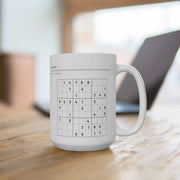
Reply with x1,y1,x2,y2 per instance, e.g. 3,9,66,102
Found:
0,105,180,180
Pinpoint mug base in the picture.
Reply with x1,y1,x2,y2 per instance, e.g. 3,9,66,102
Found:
52,141,112,151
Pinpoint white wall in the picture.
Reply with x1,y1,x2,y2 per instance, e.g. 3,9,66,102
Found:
1,0,62,103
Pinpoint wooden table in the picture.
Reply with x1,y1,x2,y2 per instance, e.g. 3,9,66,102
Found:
0,105,180,180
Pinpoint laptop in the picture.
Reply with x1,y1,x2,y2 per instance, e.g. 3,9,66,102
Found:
35,30,180,115
116,30,180,114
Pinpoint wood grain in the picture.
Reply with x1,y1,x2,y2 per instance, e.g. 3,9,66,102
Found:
0,105,180,180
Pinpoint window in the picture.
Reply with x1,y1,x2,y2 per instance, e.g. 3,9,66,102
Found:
72,2,180,104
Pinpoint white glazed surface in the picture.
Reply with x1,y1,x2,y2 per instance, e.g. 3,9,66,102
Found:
50,53,116,150
50,53,146,151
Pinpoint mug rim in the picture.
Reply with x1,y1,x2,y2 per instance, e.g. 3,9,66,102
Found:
50,52,116,59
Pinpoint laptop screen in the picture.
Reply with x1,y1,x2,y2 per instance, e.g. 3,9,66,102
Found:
116,30,180,109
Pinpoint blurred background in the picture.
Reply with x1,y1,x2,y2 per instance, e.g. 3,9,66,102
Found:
0,0,179,109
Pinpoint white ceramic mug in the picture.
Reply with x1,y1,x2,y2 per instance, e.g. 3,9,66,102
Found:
50,53,146,151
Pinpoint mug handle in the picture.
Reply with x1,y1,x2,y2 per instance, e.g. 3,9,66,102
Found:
116,64,147,136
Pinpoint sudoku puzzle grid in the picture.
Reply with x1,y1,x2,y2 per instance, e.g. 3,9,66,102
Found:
57,79,108,137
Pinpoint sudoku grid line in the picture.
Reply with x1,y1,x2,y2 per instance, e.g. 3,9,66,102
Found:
57,79,108,137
